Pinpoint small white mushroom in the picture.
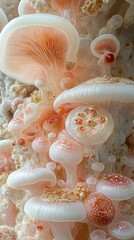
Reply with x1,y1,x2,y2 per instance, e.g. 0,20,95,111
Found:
7,167,57,195
49,138,84,187
90,34,120,76
108,221,134,240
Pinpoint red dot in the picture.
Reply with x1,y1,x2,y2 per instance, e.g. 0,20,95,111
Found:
37,226,43,231
104,53,115,64
18,139,25,145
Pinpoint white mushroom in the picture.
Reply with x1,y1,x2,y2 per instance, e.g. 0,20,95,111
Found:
7,167,57,195
49,138,84,188
108,221,134,240
96,174,134,201
54,76,134,149
24,196,87,240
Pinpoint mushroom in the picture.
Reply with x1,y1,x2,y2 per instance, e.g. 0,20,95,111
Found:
99,15,123,35
65,105,114,145
18,0,36,16
54,76,134,150
108,221,134,240
43,113,64,135
32,137,51,165
0,8,8,32
96,174,134,201
7,167,57,195
24,195,87,240
49,138,84,187
0,14,79,96
84,192,115,226
32,137,50,153
22,103,41,125
90,229,107,240
0,139,13,155
90,34,120,76
8,113,25,138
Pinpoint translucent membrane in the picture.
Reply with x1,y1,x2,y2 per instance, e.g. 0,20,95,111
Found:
65,105,114,145
108,221,134,240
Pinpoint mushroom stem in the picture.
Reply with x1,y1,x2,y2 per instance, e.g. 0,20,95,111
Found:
98,59,111,76
64,165,78,188
50,222,74,240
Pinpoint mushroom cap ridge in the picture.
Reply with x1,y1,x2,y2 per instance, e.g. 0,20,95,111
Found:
54,77,134,111
24,196,87,222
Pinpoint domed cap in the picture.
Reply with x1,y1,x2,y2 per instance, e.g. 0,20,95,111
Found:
54,76,134,112
24,196,87,222
96,174,134,201
7,167,57,193
18,0,36,16
108,221,134,240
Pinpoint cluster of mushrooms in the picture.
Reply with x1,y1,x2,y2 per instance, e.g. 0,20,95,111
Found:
0,0,133,239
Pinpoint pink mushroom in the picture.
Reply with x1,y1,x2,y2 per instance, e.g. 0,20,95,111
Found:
0,14,79,96
22,103,41,125
96,174,134,201
90,34,120,76
49,138,84,187
32,137,50,153
8,113,25,138
18,0,36,16
32,137,51,165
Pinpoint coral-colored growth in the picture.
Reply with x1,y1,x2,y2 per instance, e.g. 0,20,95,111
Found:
84,192,115,226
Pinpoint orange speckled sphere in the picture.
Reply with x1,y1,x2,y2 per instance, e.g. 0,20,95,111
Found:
84,192,115,226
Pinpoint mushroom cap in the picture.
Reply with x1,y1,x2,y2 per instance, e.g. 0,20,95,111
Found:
32,137,50,153
90,229,107,240
108,221,134,240
96,174,134,201
18,0,36,16
65,105,114,145
54,76,134,112
24,196,87,222
0,14,79,85
0,139,13,154
7,167,57,190
49,138,84,166
90,34,120,58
